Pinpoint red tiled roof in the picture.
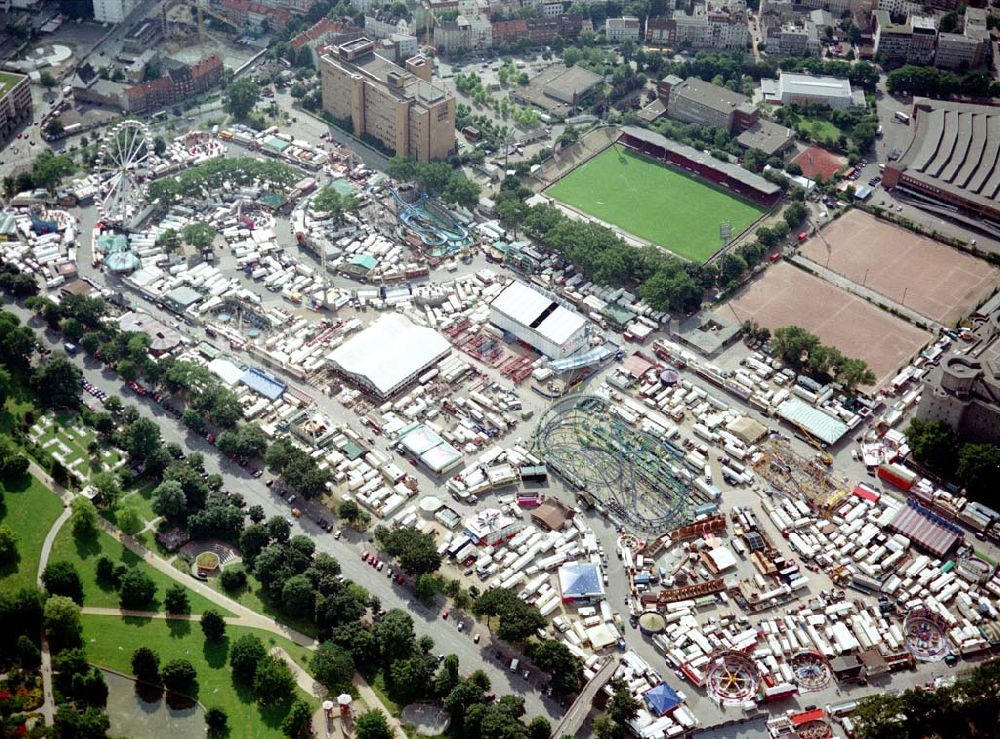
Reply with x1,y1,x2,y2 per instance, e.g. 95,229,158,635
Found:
291,18,351,49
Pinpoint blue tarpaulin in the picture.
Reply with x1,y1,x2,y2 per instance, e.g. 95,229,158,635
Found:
240,368,285,400
644,683,682,715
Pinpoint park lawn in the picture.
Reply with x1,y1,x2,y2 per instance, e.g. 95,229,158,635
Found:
545,144,765,262
48,523,229,615
206,567,319,639
0,474,64,594
798,118,842,145
116,479,160,526
80,614,317,739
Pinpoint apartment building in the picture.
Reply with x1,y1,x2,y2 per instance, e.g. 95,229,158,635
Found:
0,71,32,149
124,55,223,113
433,14,493,53
220,0,291,29
320,38,455,162
92,0,138,24
767,19,822,56
364,11,415,39
605,16,641,43
491,14,584,47
908,15,938,64
646,0,749,51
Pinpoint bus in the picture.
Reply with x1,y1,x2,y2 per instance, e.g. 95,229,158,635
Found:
894,111,910,124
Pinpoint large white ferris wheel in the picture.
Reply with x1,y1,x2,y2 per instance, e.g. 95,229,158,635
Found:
98,120,152,225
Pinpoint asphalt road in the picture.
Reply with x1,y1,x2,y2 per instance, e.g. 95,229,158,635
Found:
4,297,562,723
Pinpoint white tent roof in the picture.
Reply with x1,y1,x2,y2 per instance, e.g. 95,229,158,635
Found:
327,314,450,397
490,280,586,346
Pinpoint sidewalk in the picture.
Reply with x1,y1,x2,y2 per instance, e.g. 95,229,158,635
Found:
33,460,71,728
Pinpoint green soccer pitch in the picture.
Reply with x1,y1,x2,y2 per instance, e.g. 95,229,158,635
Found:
545,144,766,262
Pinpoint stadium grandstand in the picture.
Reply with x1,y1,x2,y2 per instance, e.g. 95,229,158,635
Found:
883,98,1000,223
618,126,782,208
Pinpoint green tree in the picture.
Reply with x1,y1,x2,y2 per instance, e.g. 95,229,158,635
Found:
201,609,226,641
151,479,188,520
312,186,359,226
44,594,82,648
957,443,1000,501
0,524,17,566
115,502,144,536
312,641,355,693
131,646,161,683
70,497,99,539
205,707,228,736
472,588,546,642
119,568,157,609
783,201,808,229
339,499,361,523
905,418,958,476
40,70,58,88
32,355,83,407
526,639,584,695
224,78,260,120
355,709,393,739
375,526,442,576
89,471,121,511
164,584,191,615
230,633,268,682
17,634,41,668
124,417,162,464
281,573,315,618
53,705,110,738
181,222,216,250
161,658,198,694
42,561,84,604
414,573,440,604
253,655,296,705
282,699,314,737
528,716,552,739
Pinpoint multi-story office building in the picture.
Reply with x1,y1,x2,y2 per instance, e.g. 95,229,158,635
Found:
908,15,938,64
0,71,32,149
320,38,455,162
935,8,990,69
657,75,758,132
92,0,138,24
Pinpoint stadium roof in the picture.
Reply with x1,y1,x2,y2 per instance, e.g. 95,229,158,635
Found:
240,367,285,400
643,683,682,716
775,396,850,446
620,125,781,196
327,314,451,397
557,562,604,601
490,280,586,347
887,498,964,558
892,98,1000,217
